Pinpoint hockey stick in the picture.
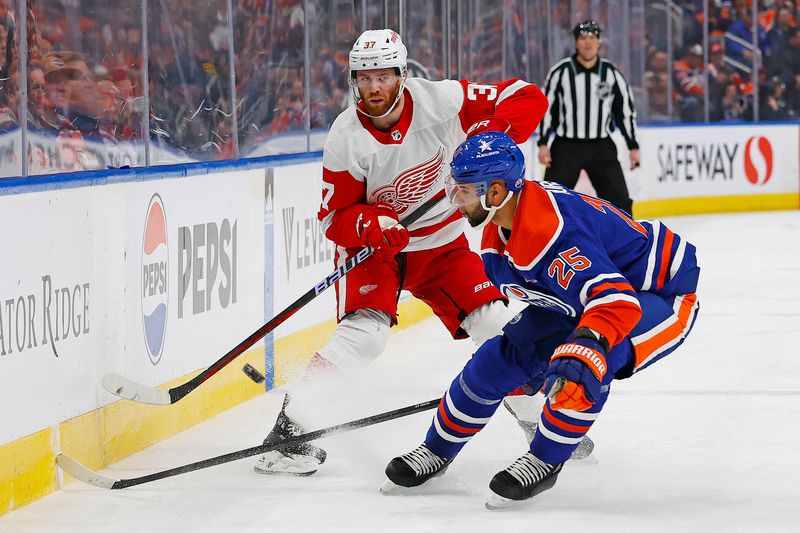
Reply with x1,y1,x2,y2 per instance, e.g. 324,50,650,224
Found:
56,397,440,489
103,193,445,406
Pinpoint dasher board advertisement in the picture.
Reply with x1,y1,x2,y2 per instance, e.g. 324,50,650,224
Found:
119,170,265,389
637,124,800,201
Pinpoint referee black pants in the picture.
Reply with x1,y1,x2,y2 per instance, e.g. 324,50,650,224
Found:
544,137,633,215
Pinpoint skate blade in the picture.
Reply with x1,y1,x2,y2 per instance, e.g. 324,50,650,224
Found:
253,455,320,477
253,465,318,476
379,479,410,495
570,453,599,466
485,493,519,510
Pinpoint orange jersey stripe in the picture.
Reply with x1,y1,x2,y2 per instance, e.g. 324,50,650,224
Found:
588,281,636,299
633,293,698,368
656,228,675,289
505,182,563,269
543,403,591,434
580,300,643,347
438,400,482,435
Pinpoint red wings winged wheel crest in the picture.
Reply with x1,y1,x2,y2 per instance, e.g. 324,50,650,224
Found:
370,147,445,215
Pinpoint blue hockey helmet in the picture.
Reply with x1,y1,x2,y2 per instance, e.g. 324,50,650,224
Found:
446,131,525,207
446,131,526,229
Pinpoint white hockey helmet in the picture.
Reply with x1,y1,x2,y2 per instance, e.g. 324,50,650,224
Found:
349,29,408,75
348,29,409,119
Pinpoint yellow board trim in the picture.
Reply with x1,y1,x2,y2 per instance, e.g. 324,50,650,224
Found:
634,193,800,219
0,298,434,517
0,429,57,515
0,347,266,516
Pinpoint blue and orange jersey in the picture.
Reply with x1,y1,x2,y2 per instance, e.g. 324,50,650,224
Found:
480,181,699,349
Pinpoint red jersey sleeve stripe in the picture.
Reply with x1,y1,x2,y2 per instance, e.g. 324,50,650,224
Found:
457,79,547,144
317,167,366,222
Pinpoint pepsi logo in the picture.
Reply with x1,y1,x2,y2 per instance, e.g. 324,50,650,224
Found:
142,194,168,365
744,136,773,186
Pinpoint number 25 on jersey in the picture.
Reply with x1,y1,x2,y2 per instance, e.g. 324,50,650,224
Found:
547,247,591,290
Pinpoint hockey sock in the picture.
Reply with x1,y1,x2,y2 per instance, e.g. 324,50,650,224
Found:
424,335,533,458
424,371,501,459
529,389,608,464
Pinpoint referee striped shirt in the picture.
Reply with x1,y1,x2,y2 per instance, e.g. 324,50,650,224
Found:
537,54,639,149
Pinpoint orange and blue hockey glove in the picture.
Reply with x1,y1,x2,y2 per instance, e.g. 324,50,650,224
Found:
543,335,608,412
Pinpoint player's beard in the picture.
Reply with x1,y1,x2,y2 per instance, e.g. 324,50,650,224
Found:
463,203,491,228
361,83,401,117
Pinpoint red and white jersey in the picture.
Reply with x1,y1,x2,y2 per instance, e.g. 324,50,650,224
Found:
317,77,548,252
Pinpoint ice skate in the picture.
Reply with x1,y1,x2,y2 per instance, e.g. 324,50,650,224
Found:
485,452,563,510
254,395,327,476
381,444,452,494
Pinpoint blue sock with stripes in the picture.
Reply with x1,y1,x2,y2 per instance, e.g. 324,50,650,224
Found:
423,335,534,459
423,372,502,459
530,387,609,464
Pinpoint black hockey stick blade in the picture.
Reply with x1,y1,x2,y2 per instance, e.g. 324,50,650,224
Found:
102,193,445,406
56,397,440,489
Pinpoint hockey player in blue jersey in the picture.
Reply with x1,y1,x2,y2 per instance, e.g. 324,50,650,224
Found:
383,131,700,508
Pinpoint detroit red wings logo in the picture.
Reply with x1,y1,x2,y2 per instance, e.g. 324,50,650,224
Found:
371,147,445,214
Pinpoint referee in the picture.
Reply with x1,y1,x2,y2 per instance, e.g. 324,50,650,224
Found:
537,20,640,214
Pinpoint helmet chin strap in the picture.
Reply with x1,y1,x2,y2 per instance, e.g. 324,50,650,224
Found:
353,76,407,120
473,191,514,230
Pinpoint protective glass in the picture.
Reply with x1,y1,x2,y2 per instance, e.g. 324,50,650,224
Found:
444,174,486,207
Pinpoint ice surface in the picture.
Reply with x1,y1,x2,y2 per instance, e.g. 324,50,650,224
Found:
3,211,799,532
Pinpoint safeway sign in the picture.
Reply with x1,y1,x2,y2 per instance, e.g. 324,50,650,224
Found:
638,124,799,201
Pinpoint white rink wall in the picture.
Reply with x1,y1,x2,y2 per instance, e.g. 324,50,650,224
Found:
0,170,266,447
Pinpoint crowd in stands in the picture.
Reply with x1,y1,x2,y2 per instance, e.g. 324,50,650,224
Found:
0,0,360,165
0,0,798,175
645,0,800,122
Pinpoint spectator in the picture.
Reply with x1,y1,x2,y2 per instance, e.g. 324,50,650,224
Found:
772,27,800,115
760,78,792,120
644,70,670,121
644,50,670,121
51,51,104,139
674,44,706,122
767,8,796,51
41,53,78,130
26,62,57,133
770,26,800,85
721,81,749,120
703,0,735,33
266,79,305,135
727,4,770,65
708,42,733,121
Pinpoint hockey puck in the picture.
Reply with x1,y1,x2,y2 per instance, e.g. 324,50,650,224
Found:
242,363,265,384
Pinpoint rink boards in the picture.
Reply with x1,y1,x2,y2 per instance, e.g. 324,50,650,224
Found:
0,157,434,516
526,122,800,217
1,122,798,517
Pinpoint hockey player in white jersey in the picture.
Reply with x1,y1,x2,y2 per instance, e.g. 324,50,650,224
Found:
255,29,590,476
